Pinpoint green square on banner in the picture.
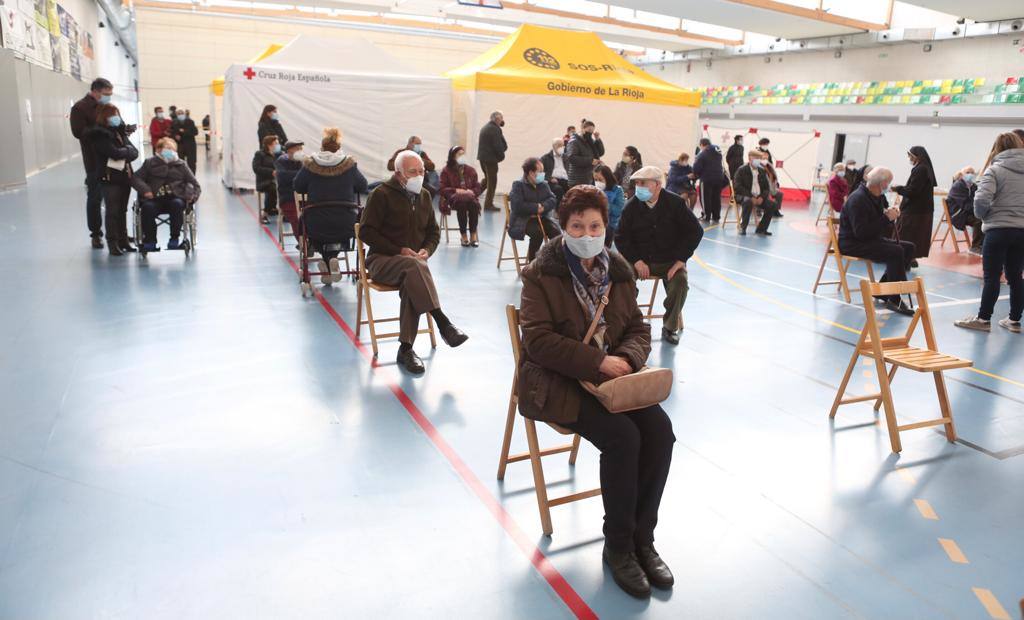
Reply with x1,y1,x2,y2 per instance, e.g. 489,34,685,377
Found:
952,95,964,104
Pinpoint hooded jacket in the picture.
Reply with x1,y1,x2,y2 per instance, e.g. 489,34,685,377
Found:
292,151,368,205
517,240,650,425
509,177,558,241
132,155,201,203
666,160,694,194
692,145,726,186
974,148,1024,231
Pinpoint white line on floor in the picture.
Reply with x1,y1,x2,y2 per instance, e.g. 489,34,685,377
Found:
929,295,1010,308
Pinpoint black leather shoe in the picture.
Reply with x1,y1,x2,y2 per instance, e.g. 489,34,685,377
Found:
120,243,137,253
91,236,104,249
884,299,915,317
636,546,674,589
739,229,747,235
755,230,773,236
397,348,425,374
439,324,468,348
662,327,680,345
603,547,651,599
108,245,124,257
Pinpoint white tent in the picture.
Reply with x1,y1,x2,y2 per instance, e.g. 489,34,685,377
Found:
221,36,452,190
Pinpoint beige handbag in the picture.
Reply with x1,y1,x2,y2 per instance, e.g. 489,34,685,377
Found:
578,283,674,413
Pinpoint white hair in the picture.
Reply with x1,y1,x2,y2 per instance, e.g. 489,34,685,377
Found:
394,150,423,172
490,110,503,121
832,162,845,172
865,166,893,187
552,137,563,149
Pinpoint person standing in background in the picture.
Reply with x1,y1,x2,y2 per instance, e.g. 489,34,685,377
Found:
88,103,139,256
477,111,508,212
726,134,745,180
257,105,288,146
692,138,725,223
758,137,774,165
201,114,211,153
892,146,938,265
148,107,171,156
171,109,199,173
565,119,605,188
69,77,114,249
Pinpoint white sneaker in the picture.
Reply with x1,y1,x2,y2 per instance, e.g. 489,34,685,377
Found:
954,316,991,332
998,318,1022,333
329,257,343,283
317,259,331,285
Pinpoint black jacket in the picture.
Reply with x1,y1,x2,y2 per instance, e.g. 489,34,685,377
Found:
726,143,744,178
171,118,198,148
132,156,201,203
540,150,566,180
70,93,99,175
565,133,605,187
86,125,139,185
274,154,304,205
893,163,936,214
947,178,977,230
509,178,558,240
252,150,277,191
666,161,694,194
257,118,288,145
731,164,771,200
692,146,726,186
615,188,704,265
477,121,507,163
838,185,893,249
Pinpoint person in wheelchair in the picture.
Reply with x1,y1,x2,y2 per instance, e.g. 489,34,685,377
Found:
293,127,368,282
131,137,201,251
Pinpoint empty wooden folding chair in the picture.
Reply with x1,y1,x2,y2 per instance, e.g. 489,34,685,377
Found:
812,182,830,225
930,197,971,254
721,179,741,230
636,278,666,323
812,215,876,303
354,223,437,358
830,277,973,453
496,195,529,274
497,305,601,536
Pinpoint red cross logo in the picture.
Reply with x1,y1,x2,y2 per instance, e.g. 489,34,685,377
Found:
243,67,255,80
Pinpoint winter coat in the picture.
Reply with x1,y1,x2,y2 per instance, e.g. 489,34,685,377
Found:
252,149,277,191
732,164,772,201
131,155,201,203
293,151,368,206
946,178,976,230
171,118,198,147
604,185,626,230
613,160,639,198
615,188,704,266
70,93,99,175
257,118,288,145
86,125,139,186
974,148,1024,231
540,150,568,180
692,146,726,186
509,178,558,241
149,117,172,146
893,163,935,214
274,154,304,205
387,148,435,172
359,176,440,258
565,133,605,187
838,185,893,249
827,174,849,211
477,120,508,164
439,164,482,215
517,239,651,425
666,161,694,194
726,143,745,178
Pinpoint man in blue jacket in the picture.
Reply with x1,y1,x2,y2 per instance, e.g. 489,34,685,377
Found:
692,139,726,223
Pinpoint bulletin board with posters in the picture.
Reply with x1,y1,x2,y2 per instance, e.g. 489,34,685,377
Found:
0,0,92,78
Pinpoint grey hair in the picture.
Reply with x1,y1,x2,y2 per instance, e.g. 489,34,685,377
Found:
407,135,420,145
552,137,563,149
490,110,503,121
832,162,845,172
865,166,893,187
394,150,423,172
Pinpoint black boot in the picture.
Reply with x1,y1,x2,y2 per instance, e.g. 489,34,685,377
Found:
602,546,651,599
91,235,104,249
636,545,674,589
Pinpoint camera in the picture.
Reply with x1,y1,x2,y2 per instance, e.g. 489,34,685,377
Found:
125,123,137,135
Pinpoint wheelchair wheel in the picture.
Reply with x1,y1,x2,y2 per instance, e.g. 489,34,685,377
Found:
188,210,198,250
132,201,143,258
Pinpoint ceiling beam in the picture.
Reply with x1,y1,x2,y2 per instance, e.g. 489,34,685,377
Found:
499,1,744,46
721,0,890,31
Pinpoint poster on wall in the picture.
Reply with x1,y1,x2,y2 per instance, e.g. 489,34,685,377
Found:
67,13,78,79
32,0,43,26
0,0,52,69
45,0,57,36
82,31,91,58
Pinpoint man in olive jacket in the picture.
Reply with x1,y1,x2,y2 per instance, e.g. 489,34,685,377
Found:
69,77,114,247
360,151,468,374
477,111,507,212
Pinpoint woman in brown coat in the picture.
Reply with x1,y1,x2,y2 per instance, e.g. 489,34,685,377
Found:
518,186,675,600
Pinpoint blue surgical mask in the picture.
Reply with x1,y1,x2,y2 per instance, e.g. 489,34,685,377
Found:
963,173,975,184
108,115,122,127
837,171,846,178
270,112,279,121
635,186,653,202
535,171,546,183
160,149,177,162
564,234,606,259
272,143,282,154
412,144,423,154
99,94,112,104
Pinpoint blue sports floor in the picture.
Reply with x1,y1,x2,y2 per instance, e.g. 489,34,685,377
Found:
1,156,1022,619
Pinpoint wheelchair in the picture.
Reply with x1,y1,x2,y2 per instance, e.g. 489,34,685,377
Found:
132,197,197,258
298,200,361,297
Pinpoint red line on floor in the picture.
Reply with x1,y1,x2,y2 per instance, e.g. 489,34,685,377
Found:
234,192,597,620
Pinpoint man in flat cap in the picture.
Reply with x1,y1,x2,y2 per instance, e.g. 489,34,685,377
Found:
615,166,704,344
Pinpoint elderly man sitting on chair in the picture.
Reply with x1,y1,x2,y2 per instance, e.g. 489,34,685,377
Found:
359,150,468,374
837,166,915,316
733,150,781,236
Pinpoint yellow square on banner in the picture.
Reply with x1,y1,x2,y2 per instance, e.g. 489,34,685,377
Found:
942,79,953,87
912,86,922,94
952,85,963,93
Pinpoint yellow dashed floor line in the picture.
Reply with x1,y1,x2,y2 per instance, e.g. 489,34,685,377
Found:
913,499,938,520
972,588,1012,620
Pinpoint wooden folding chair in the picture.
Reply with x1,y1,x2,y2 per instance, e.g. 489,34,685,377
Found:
496,195,528,274
497,305,601,536
930,197,971,254
354,223,437,358
812,182,830,225
830,278,972,453
256,190,268,225
721,179,741,230
812,216,876,303
636,278,665,323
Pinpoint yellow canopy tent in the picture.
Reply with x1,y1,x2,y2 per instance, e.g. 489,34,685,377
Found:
446,24,700,192
208,44,283,157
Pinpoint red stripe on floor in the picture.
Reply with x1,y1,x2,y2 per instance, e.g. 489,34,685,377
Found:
234,192,597,620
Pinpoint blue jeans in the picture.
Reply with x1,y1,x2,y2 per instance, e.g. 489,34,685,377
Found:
978,227,1024,321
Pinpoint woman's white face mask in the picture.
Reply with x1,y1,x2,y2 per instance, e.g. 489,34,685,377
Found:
563,210,607,259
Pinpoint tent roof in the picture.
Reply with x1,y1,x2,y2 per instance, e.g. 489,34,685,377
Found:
249,35,430,77
445,24,699,108
211,43,284,96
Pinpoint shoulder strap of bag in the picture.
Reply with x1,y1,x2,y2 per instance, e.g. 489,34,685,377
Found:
582,283,612,344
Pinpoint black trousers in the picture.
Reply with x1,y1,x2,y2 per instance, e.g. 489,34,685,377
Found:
740,196,779,233
550,178,569,206
524,216,560,262
261,185,278,213
454,204,480,234
480,160,499,210
841,238,915,300
141,196,185,243
85,174,103,238
563,391,675,553
700,181,723,220
101,182,131,248
181,143,197,173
